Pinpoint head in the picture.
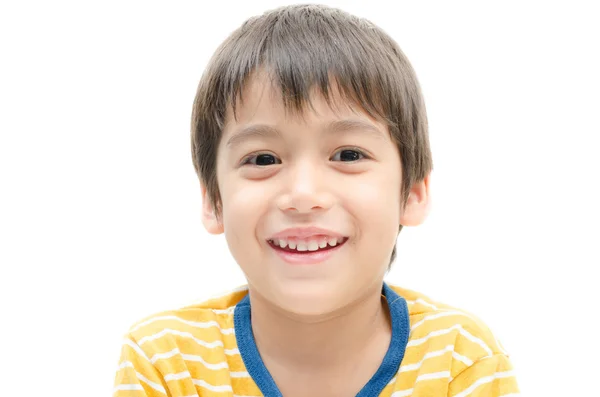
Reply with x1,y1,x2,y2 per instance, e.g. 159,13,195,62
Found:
191,4,432,315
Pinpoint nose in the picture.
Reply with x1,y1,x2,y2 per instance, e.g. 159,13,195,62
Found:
276,160,334,214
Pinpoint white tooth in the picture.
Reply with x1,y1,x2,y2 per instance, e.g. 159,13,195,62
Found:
328,238,338,247
279,239,287,248
288,241,296,249
308,241,319,251
296,242,308,251
319,239,327,248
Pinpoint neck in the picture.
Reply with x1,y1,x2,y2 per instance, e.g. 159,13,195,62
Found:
248,282,391,371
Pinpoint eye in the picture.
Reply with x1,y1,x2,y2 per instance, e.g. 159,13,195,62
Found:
242,153,282,166
330,148,367,162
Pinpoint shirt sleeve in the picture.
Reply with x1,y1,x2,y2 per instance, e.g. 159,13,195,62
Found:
447,354,519,397
113,334,168,397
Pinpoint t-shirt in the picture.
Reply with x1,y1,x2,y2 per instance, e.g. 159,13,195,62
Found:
113,283,519,396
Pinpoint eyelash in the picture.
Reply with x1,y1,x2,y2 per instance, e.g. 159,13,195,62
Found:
241,147,370,166
330,147,369,162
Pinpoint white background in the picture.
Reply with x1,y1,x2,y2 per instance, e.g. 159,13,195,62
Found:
1,1,598,395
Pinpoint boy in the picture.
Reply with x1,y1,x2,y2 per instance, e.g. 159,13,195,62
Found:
114,4,518,396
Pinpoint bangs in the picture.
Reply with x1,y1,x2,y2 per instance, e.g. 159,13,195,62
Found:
207,5,414,129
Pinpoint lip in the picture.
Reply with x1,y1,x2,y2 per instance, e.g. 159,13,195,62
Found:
268,226,346,240
268,237,348,265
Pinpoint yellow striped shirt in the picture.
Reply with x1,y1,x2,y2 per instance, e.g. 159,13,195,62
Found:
113,283,518,396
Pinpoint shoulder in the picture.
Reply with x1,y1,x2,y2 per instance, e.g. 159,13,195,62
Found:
386,284,518,395
114,286,249,395
124,285,248,352
389,284,511,375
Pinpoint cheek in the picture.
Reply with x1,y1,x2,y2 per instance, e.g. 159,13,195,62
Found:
343,168,401,245
224,179,272,211
220,180,271,252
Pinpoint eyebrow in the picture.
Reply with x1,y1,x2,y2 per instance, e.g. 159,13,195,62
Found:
225,119,385,148
226,124,282,149
326,119,386,139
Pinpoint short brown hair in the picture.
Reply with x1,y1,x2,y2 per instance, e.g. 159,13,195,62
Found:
191,4,432,266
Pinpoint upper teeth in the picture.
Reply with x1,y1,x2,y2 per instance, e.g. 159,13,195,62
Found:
270,237,344,252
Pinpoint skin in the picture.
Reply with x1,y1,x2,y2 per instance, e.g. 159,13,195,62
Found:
201,73,431,395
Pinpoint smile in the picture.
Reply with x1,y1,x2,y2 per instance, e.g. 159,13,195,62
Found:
267,236,348,265
267,236,348,252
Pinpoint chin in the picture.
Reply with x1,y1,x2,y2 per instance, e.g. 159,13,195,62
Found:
280,301,335,318
271,281,343,317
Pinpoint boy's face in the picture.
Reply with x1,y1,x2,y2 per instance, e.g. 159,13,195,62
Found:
203,73,429,315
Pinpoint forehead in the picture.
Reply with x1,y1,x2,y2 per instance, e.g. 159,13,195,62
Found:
223,71,388,134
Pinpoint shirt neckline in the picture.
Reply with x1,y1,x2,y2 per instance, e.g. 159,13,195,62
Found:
233,283,410,396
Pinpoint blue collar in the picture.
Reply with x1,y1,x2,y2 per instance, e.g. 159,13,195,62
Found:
234,283,410,396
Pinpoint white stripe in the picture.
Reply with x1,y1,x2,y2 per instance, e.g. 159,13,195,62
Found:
150,348,181,364
139,328,221,347
411,311,468,331
416,370,450,382
230,371,250,378
138,328,230,349
164,371,191,381
389,346,471,381
391,388,413,397
456,311,497,340
388,371,450,397
161,375,255,397
212,307,236,315
114,384,143,391
117,361,134,371
452,351,474,367
135,371,166,394
406,298,438,310
458,328,493,356
181,353,230,370
389,370,452,396
130,317,166,334
122,338,151,362
406,325,493,356
407,324,462,347
150,347,240,369
452,371,515,397
399,345,454,372
192,378,233,392
131,315,234,335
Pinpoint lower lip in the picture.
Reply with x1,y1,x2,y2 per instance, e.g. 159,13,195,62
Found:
269,241,346,265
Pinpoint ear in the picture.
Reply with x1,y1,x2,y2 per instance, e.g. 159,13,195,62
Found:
201,184,224,235
399,173,432,227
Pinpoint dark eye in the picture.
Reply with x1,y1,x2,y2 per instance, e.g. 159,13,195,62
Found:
244,153,281,166
331,149,365,162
